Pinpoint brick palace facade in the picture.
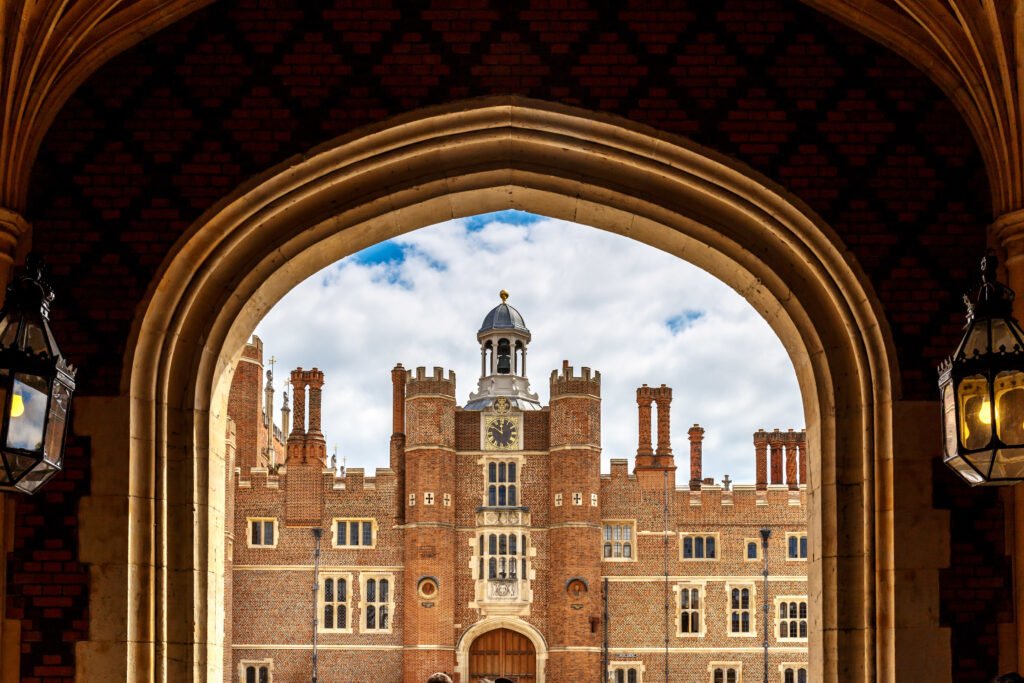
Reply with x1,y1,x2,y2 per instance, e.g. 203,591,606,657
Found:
224,295,808,683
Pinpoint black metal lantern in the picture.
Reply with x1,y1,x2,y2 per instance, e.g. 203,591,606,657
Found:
0,255,76,494
939,253,1024,485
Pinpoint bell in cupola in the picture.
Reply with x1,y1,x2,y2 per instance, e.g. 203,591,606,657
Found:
496,339,512,374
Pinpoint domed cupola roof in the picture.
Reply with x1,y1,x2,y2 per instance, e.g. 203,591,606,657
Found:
478,290,531,341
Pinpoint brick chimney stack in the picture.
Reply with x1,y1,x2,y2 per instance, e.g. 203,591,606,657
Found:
785,429,799,490
390,364,407,523
636,385,654,457
306,368,325,440
289,369,306,441
633,384,676,488
754,429,768,491
769,429,785,484
689,424,705,490
654,384,672,458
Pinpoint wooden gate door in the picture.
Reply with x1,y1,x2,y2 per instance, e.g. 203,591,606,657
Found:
468,628,537,682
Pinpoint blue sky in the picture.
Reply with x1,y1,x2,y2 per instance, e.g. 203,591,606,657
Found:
254,212,804,484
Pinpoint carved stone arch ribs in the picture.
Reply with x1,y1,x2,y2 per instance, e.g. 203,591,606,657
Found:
0,0,213,215
113,97,899,682
800,0,1022,218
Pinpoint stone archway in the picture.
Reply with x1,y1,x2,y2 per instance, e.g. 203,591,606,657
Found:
458,618,547,683
100,96,904,682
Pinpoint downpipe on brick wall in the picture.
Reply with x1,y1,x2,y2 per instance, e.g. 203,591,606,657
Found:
312,528,323,683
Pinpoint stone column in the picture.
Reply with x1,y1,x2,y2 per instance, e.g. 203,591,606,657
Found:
994,209,1024,668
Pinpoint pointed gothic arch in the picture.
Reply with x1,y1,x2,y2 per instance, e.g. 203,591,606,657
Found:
102,96,902,682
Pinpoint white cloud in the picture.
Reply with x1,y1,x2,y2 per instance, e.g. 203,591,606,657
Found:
254,213,804,485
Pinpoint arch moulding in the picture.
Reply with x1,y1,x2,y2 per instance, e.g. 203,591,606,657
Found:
456,617,548,683
93,95,902,682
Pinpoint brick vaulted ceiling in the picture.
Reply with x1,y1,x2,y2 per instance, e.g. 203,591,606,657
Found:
2,0,1022,216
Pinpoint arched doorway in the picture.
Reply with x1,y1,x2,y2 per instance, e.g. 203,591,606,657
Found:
111,96,901,682
469,628,537,682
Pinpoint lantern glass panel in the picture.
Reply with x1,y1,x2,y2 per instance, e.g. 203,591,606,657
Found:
43,380,69,467
943,382,957,458
947,452,985,485
23,317,48,355
14,459,56,494
7,373,48,452
996,371,1024,445
991,448,1024,480
959,375,993,450
966,449,996,479
0,318,17,348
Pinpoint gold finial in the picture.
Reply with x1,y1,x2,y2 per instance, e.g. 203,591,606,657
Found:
499,289,509,302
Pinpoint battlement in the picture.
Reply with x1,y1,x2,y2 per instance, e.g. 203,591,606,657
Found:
405,366,457,397
291,367,324,388
241,335,263,362
550,360,601,396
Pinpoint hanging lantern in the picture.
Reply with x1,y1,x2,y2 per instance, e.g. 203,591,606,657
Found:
0,255,76,494
939,253,1024,485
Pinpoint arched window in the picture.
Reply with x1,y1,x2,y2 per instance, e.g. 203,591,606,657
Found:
242,663,271,683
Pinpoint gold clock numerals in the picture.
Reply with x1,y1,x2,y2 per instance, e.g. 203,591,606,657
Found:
486,415,519,450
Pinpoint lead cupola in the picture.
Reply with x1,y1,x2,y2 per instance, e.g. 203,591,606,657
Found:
465,290,541,410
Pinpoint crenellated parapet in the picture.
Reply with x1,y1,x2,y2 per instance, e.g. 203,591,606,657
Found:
549,360,601,398
405,366,456,398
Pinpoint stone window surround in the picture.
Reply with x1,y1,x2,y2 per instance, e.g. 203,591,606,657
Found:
245,517,277,549
360,572,395,634
725,582,757,637
775,596,809,642
680,532,720,561
672,580,707,637
317,572,353,634
743,538,761,562
238,660,274,683
786,532,808,561
778,663,809,683
608,660,645,682
602,520,637,562
331,518,377,549
480,453,525,508
707,661,743,683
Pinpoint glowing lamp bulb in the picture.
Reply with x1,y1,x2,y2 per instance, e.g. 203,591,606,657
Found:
10,393,24,418
979,399,993,425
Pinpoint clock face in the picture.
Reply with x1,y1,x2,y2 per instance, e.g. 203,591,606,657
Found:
486,416,519,450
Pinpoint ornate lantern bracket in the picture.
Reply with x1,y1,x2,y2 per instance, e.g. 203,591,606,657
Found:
939,252,1024,485
0,254,76,494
